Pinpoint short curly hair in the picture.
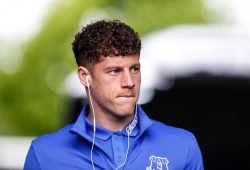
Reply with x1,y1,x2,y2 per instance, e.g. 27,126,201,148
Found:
72,19,141,68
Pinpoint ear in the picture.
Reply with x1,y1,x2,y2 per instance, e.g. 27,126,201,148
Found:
77,66,91,87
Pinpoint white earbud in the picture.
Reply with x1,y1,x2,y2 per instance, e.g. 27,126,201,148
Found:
86,75,90,88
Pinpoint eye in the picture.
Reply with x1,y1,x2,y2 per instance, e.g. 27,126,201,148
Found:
108,68,121,76
131,66,140,74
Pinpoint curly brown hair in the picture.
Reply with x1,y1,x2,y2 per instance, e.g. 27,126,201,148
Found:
72,19,141,68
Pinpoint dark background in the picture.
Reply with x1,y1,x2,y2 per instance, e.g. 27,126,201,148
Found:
143,75,250,170
70,74,250,170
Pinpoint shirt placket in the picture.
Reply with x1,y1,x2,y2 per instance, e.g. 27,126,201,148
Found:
112,132,126,168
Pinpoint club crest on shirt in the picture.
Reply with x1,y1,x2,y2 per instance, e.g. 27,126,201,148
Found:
146,155,169,170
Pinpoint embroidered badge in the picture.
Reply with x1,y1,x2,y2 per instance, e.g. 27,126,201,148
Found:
146,155,169,170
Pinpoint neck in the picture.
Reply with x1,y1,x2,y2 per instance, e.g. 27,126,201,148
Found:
87,109,135,131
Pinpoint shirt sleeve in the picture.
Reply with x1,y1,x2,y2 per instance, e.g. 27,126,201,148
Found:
23,144,41,170
184,135,204,170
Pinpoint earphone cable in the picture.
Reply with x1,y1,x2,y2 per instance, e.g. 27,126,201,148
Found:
87,79,137,170
87,84,96,170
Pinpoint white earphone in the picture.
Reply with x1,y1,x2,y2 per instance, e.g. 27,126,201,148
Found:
86,75,90,88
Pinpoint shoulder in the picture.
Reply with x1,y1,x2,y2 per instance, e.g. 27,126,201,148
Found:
138,106,196,143
31,124,73,149
147,119,197,144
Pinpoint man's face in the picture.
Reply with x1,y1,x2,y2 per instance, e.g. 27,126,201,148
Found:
88,54,141,119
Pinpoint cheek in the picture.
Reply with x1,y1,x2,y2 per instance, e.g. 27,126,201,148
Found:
95,78,118,98
134,74,141,86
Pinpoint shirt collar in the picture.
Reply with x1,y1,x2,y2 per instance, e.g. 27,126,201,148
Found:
85,117,113,140
70,104,153,141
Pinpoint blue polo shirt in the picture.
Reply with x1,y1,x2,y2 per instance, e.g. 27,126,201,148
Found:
24,105,204,170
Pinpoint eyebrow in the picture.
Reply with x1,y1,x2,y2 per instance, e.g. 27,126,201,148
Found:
104,63,140,70
130,63,141,68
103,66,122,71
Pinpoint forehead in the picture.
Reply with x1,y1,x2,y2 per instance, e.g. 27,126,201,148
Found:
95,55,140,68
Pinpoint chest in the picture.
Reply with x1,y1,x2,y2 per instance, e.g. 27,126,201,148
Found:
39,135,187,170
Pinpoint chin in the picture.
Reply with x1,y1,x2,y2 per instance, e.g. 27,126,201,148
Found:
115,103,136,117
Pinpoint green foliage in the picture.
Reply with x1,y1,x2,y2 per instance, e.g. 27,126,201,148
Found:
113,0,206,35
0,0,207,136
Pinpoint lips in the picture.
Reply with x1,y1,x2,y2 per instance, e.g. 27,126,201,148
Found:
117,94,135,98
116,93,135,102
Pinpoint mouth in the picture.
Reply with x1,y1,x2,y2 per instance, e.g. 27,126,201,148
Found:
116,94,135,102
117,94,135,98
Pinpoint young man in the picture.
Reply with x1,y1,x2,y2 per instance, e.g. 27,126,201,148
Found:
24,20,204,170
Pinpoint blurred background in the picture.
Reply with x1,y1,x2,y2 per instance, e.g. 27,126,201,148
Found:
0,0,250,169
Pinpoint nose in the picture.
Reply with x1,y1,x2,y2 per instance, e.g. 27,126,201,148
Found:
121,70,135,88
